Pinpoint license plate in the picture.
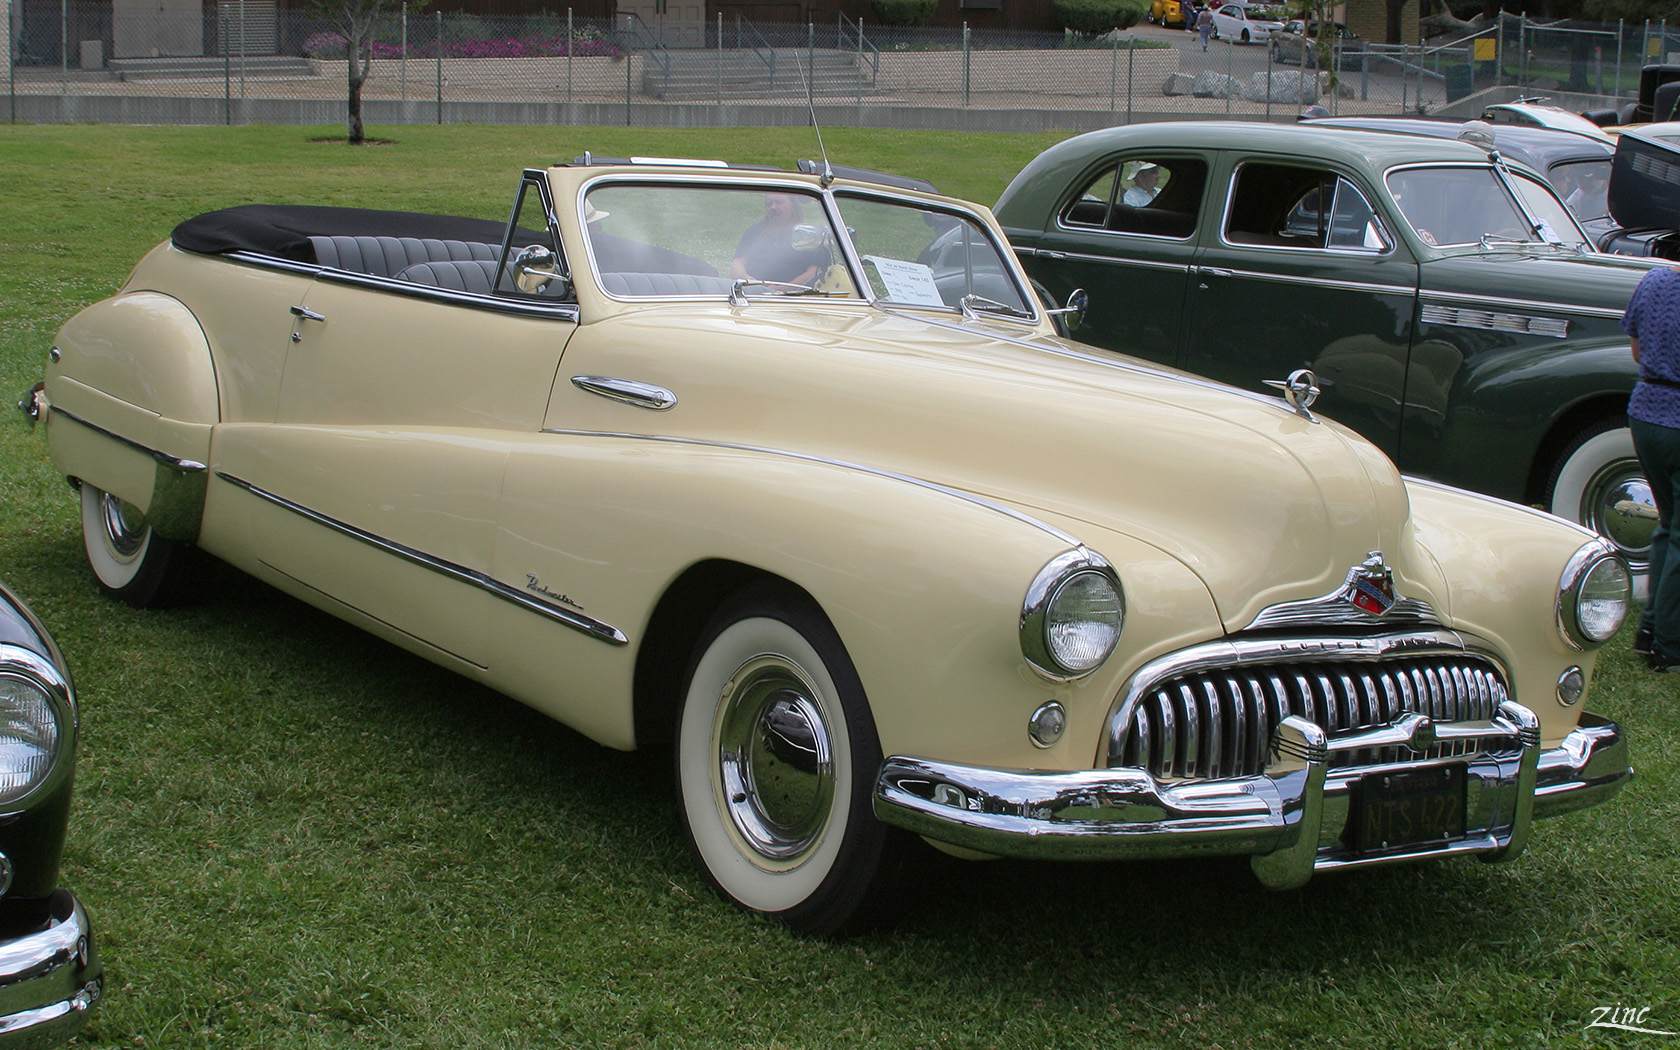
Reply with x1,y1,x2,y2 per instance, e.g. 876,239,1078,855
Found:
1351,766,1466,855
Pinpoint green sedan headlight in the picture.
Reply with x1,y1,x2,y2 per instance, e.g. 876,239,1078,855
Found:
1022,548,1125,679
1557,542,1631,650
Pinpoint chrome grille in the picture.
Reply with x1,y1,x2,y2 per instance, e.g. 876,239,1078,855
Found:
1112,654,1509,780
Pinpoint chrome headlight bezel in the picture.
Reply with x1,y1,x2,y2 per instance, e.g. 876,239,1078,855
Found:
1021,547,1125,680
1556,540,1632,651
0,644,76,813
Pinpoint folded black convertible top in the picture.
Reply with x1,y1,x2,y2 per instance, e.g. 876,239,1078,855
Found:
171,204,514,261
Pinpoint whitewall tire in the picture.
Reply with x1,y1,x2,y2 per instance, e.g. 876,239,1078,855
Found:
675,586,904,936
79,483,198,607
1546,422,1654,599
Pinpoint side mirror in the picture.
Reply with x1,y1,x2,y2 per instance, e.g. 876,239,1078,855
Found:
1047,288,1088,333
511,243,566,296
789,223,836,253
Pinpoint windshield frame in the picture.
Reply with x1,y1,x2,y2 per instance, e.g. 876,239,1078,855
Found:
571,173,1042,325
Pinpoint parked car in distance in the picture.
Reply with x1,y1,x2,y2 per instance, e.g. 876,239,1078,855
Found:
1306,116,1615,237
38,153,1633,936
1211,2,1283,43
1147,0,1189,28
1482,100,1617,144
995,121,1661,588
0,579,102,1043
1269,19,1367,68
1596,123,1680,261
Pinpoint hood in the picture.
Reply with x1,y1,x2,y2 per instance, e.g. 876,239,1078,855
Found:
1420,247,1659,317
1610,128,1680,230
592,304,1427,632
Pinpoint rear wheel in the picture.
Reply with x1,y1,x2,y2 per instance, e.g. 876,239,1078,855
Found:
1545,420,1654,596
675,585,905,936
79,483,201,607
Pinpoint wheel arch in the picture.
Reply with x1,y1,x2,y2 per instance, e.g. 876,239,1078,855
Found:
1524,392,1632,505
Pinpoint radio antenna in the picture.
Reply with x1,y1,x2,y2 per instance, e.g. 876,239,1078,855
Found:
798,53,834,187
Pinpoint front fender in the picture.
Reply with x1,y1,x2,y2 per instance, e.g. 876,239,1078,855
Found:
488,432,1220,768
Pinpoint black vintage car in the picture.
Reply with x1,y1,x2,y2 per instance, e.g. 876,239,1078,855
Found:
0,579,101,1045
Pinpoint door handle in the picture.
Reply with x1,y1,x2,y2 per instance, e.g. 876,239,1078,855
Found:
1194,266,1233,289
289,305,326,342
571,376,678,411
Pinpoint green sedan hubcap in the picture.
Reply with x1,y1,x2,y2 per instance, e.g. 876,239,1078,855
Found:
716,656,836,868
1582,458,1656,571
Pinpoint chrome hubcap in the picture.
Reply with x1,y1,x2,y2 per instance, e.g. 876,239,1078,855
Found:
99,492,148,561
716,656,835,867
1581,458,1655,571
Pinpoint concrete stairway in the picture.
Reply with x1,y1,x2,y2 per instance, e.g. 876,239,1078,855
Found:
107,55,316,80
641,48,874,100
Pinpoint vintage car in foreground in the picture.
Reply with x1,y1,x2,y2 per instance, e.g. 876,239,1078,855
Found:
996,121,1661,591
0,581,101,1042
34,155,1633,935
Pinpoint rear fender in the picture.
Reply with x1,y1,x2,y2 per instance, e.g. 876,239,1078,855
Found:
44,291,217,538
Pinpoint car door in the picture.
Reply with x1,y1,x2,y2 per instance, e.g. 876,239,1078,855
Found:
234,178,578,670
1015,153,1213,369
1182,157,1420,459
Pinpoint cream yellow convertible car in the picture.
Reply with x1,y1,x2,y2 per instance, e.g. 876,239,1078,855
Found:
32,155,1634,935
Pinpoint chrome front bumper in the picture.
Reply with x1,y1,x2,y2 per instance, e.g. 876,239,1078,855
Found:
873,702,1629,890
0,889,101,1049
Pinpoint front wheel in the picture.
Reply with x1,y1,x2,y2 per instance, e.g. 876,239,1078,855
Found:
1241,28,1251,42
1545,420,1655,596
675,585,906,936
79,482,201,607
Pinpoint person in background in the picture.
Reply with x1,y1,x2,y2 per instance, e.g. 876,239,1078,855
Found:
1622,265,1680,672
1196,6,1214,50
731,192,827,286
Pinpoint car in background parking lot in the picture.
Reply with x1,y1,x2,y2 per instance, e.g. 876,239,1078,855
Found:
1269,20,1368,69
1211,2,1283,43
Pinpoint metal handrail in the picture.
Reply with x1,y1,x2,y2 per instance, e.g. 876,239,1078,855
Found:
732,13,777,78
812,7,880,82
617,11,672,89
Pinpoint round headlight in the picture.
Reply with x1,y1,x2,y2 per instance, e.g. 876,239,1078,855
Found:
1557,543,1631,650
1022,548,1125,679
0,673,61,806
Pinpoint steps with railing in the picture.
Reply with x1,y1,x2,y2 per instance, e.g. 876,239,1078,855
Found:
641,48,874,99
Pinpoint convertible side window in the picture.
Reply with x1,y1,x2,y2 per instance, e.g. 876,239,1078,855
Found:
1226,163,1388,251
1058,156,1206,239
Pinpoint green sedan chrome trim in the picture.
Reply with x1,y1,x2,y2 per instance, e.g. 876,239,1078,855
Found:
1193,267,1413,297
215,472,629,646
1420,303,1569,338
1419,289,1624,321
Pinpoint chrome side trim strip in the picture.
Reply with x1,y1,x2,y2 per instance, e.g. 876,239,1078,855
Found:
1197,268,1414,297
47,407,208,542
571,376,677,411
215,472,628,646
221,251,583,321
1015,248,1190,275
536,428,1082,546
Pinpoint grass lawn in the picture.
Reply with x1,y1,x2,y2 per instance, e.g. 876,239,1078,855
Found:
1,123,1676,1050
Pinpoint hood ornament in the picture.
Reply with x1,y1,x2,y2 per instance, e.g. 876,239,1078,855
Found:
1264,368,1321,419
1346,552,1397,616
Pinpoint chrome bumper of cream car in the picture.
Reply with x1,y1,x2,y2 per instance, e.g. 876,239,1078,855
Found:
0,889,102,1048
873,703,1629,890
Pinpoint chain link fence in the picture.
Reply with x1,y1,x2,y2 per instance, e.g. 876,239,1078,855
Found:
4,1,1676,129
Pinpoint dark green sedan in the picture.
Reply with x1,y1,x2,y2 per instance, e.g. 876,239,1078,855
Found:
996,121,1660,587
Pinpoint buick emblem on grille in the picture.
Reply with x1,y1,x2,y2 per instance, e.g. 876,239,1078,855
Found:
1345,551,1397,616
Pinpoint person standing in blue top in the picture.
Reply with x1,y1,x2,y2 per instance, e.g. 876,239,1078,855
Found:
1622,265,1680,672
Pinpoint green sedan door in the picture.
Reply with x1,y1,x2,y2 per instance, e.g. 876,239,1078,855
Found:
1182,158,1420,460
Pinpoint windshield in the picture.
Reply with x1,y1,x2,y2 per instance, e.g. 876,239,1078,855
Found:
579,181,1030,317
1383,165,1589,250
831,194,1032,316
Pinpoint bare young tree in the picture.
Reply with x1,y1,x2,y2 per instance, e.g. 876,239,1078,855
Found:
307,0,424,143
